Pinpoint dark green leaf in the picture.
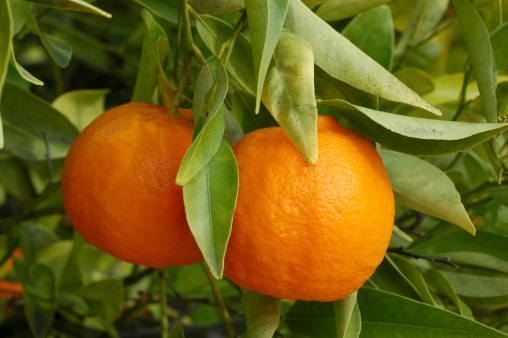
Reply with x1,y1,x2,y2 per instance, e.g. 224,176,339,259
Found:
318,99,508,157
19,223,58,267
168,324,185,338
52,89,108,131
1,82,79,160
333,292,361,338
358,287,507,337
23,0,111,18
133,0,178,23
232,89,278,134
380,149,475,234
183,140,239,279
242,290,280,338
341,5,394,70
0,157,35,202
286,301,336,337
452,0,497,123
394,67,435,95
245,0,288,113
315,0,391,22
491,22,508,70
77,279,124,322
13,259,57,338
262,31,317,164
285,0,441,116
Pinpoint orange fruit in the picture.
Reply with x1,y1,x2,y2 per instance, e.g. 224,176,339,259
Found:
224,115,394,301
61,102,203,267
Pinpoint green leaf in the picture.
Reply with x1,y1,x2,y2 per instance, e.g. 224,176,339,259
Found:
489,188,508,207
183,140,239,279
1,82,79,160
196,15,256,94
286,301,337,337
409,230,508,274
168,324,185,338
10,44,44,86
9,0,31,35
133,0,178,23
380,149,475,234
232,89,278,134
262,31,317,164
452,0,497,123
176,60,228,186
285,0,441,116
77,279,124,322
438,271,508,306
193,63,215,121
242,290,280,338
334,291,362,338
245,0,288,114
0,0,12,148
190,0,245,14
491,22,508,70
0,157,35,203
19,223,58,267
341,5,394,70
358,287,507,337
411,0,449,45
424,269,474,319
52,89,108,131
13,259,57,338
318,99,508,157
394,67,435,95
23,0,111,18
315,0,391,22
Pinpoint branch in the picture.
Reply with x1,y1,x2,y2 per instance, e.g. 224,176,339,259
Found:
387,247,460,268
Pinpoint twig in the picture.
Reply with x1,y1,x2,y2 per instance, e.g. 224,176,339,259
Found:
387,247,460,268
123,267,155,286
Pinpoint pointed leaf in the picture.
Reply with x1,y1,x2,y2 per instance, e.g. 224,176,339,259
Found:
379,149,475,234
358,287,507,337
284,0,441,116
23,0,111,18
183,140,239,279
452,0,497,123
318,99,508,156
10,45,44,86
242,290,280,338
316,0,391,22
13,259,57,338
246,0,288,113
52,89,108,131
262,31,317,164
1,82,79,160
341,5,394,70
334,291,361,338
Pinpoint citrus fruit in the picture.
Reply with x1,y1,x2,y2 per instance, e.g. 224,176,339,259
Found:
61,102,203,267
224,115,394,301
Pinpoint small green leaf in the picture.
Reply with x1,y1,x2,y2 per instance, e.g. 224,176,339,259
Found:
242,290,280,338
183,140,239,279
285,0,441,116
380,149,475,234
1,82,79,160
232,89,278,134
168,324,185,338
10,44,44,86
19,223,58,267
316,0,391,22
245,0,288,114
319,99,508,157
491,22,508,70
133,0,178,23
23,0,111,18
394,67,435,95
341,5,394,70
77,279,124,322
452,0,497,123
334,291,361,338
52,89,108,131
358,287,507,337
286,301,337,337
262,31,317,164
13,259,57,338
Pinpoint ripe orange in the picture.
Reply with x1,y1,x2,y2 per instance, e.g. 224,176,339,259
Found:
61,102,203,267
224,115,394,301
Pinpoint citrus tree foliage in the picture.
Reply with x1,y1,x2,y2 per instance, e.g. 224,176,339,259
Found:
1,0,508,337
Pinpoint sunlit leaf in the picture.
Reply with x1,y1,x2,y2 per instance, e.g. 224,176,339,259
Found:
242,290,280,338
334,291,361,338
316,0,391,22
183,140,239,279
52,89,108,131
23,0,111,18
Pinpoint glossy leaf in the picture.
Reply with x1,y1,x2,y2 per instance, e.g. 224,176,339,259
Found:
77,279,124,322
380,149,475,234
176,61,228,185
183,140,239,279
318,99,508,157
133,0,178,23
333,291,361,338
13,259,57,338
286,301,337,336
491,22,508,70
439,271,508,306
0,0,12,148
52,89,108,131
1,82,79,160
358,287,507,337
394,67,435,95
284,0,441,116
316,0,391,22
262,31,317,164
245,0,288,114
19,223,58,267
242,290,280,338
23,0,111,18
10,45,44,86
196,15,256,94
341,5,394,70
410,230,508,274
452,0,497,123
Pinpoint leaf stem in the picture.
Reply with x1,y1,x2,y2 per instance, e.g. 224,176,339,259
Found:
201,262,236,338
387,247,460,268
